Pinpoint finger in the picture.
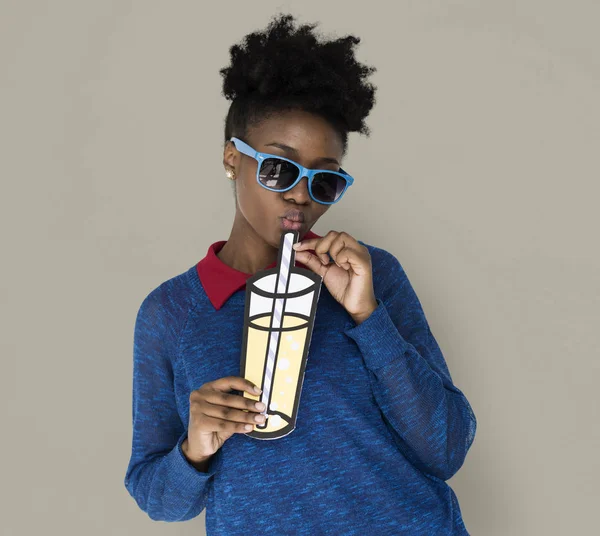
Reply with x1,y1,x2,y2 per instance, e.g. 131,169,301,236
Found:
293,238,329,264
329,235,352,266
295,231,338,253
293,238,319,250
293,250,329,276
330,232,361,256
202,390,266,413
312,231,339,260
335,246,371,276
210,376,262,395
300,231,340,264
196,413,259,434
199,401,268,425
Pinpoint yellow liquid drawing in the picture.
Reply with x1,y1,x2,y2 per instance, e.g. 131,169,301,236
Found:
243,313,309,435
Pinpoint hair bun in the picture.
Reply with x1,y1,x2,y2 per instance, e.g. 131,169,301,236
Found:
219,13,376,136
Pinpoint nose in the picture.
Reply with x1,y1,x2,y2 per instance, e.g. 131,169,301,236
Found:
283,175,311,204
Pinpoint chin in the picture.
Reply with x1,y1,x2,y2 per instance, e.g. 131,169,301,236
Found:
271,227,297,247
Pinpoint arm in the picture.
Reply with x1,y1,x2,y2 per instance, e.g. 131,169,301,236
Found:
343,248,477,481
123,290,223,521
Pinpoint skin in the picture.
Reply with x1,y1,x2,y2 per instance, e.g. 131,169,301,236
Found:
219,109,339,273
181,110,379,470
221,108,378,323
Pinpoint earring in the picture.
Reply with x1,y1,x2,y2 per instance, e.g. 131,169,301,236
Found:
226,169,236,180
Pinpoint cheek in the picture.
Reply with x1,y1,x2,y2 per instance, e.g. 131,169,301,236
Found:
317,205,330,218
236,173,259,204
236,174,278,220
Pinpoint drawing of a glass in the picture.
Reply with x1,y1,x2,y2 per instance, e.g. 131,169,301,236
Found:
240,230,323,440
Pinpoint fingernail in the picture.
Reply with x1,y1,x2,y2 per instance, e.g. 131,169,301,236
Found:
253,386,262,393
293,243,300,249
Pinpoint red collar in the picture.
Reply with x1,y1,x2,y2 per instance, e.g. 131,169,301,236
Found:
196,230,322,310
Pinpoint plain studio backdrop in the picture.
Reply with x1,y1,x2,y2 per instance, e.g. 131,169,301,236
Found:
1,1,598,535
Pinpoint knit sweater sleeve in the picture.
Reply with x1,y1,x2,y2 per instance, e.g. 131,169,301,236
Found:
343,249,477,481
123,289,223,521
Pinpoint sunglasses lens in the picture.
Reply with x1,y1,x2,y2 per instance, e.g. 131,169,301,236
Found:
258,157,348,204
312,173,348,203
259,159,299,189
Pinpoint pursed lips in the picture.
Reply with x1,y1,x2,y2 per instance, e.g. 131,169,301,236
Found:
281,209,305,222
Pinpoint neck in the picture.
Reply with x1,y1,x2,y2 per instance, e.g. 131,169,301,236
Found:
217,214,279,274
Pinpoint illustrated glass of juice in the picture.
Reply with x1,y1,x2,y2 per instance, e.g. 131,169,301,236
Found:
239,231,323,440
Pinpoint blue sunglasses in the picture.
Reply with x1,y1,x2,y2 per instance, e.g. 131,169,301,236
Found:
229,136,354,205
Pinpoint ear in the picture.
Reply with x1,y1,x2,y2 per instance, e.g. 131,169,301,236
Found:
223,140,237,171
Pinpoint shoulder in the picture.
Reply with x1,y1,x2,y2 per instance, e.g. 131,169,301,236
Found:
357,238,406,285
135,267,198,341
358,239,431,323
358,240,403,267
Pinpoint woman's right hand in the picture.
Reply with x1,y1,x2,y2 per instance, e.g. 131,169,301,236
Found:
182,376,266,464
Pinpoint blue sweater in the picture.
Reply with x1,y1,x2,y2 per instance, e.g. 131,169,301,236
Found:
124,240,477,535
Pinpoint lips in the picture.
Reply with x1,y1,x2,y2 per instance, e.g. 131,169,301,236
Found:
280,218,304,231
281,209,305,222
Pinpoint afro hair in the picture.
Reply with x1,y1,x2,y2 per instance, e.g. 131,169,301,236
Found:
219,13,377,157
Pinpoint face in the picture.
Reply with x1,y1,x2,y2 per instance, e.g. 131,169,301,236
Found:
223,109,345,249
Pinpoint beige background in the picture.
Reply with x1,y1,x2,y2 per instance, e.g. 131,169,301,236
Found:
1,1,598,534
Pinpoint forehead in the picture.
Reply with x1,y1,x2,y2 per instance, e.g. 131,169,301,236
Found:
249,110,343,157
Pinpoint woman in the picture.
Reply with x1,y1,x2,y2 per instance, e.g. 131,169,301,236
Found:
124,13,477,535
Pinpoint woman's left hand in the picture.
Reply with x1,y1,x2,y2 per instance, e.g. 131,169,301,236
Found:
292,231,378,325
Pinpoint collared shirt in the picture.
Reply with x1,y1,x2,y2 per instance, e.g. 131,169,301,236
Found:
196,229,321,310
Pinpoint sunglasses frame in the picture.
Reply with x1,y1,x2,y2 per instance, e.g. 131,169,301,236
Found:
229,136,354,205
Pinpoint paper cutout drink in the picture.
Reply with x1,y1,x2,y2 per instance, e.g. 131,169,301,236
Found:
240,230,323,440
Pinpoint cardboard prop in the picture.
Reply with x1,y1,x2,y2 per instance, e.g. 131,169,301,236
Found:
239,230,323,440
